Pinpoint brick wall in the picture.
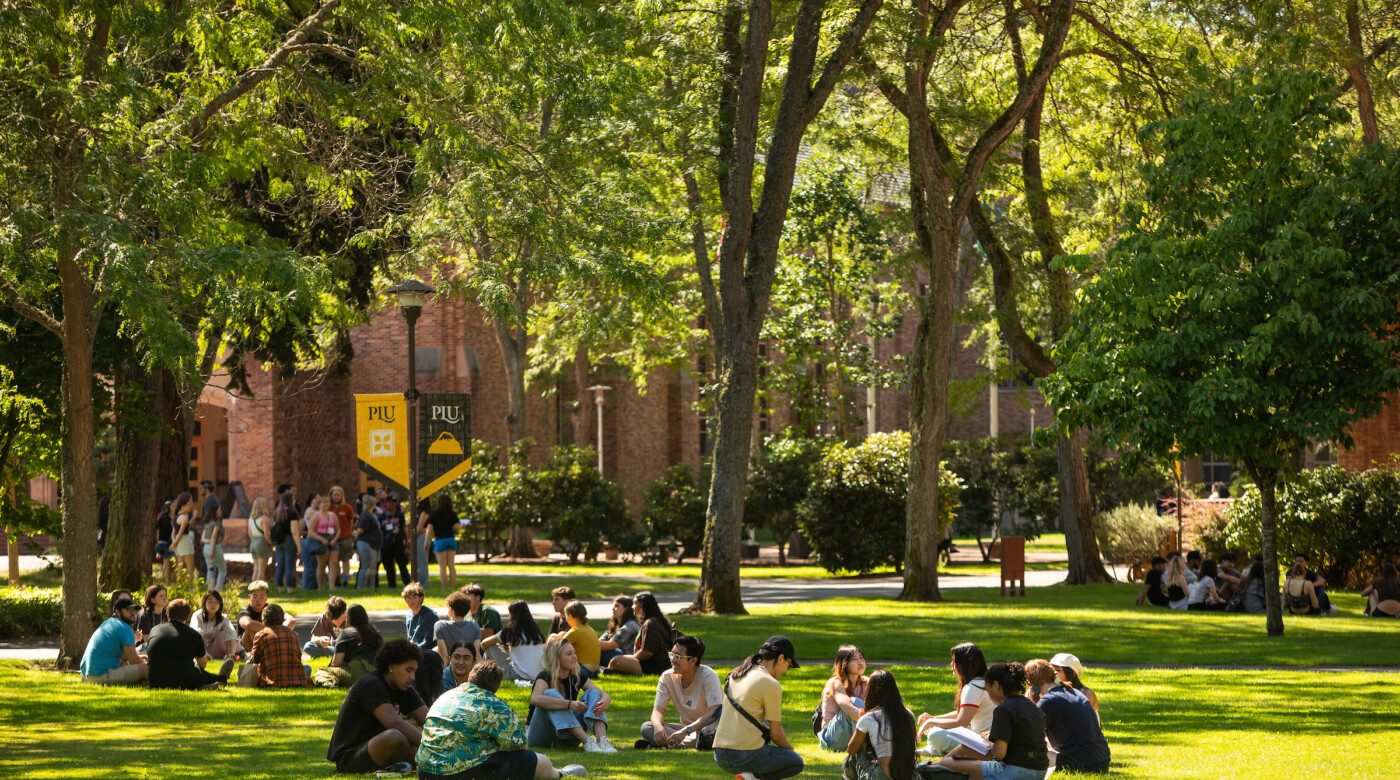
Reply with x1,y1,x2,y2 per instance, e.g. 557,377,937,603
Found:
1341,391,1400,470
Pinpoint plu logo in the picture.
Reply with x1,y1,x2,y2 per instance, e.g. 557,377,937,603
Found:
431,405,462,424
367,405,397,423
370,430,395,457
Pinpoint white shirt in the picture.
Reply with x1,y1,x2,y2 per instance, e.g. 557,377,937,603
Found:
655,665,723,724
856,708,915,758
961,679,994,733
1188,576,1218,605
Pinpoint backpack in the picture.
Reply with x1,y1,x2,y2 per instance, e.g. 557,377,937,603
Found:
269,508,291,545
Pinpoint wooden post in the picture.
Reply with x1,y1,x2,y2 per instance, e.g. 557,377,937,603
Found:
1000,536,1026,597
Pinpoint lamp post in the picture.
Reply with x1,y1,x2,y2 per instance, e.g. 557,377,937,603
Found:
386,279,435,585
587,385,611,474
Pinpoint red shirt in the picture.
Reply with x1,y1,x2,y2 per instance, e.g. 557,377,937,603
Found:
331,503,355,540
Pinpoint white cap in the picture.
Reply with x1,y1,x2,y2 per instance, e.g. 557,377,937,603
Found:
1049,652,1084,678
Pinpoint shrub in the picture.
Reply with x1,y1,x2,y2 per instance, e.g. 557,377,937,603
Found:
1093,503,1174,578
642,464,707,563
0,587,62,638
446,439,541,559
746,437,825,564
534,445,633,563
799,431,961,575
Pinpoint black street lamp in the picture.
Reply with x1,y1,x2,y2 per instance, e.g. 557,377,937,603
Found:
386,278,435,585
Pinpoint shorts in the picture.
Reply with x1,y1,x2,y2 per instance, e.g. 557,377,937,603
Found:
337,539,355,558
433,537,458,553
419,750,538,780
981,760,1048,780
81,664,143,685
1371,608,1398,618
155,540,170,561
302,538,326,556
249,537,273,559
334,742,382,775
172,535,195,558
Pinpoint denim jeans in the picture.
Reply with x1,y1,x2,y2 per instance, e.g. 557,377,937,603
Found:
818,696,863,751
843,750,892,780
714,744,804,780
301,545,319,590
203,544,226,590
356,542,380,589
302,640,336,658
416,533,431,588
525,688,607,747
274,542,297,588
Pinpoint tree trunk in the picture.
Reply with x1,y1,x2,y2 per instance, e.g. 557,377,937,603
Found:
57,261,100,668
494,320,536,558
1055,428,1112,583
902,261,953,601
101,362,165,591
1346,0,1380,145
155,369,187,505
1248,461,1285,636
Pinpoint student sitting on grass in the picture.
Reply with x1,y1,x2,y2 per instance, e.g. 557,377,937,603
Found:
483,600,547,681
712,635,803,780
548,586,576,635
606,591,673,676
818,644,870,752
526,636,617,753
404,582,444,703
1236,558,1268,615
1216,552,1245,600
303,594,348,659
463,582,507,669
1285,563,1325,615
557,600,601,678
315,604,383,688
436,590,483,667
1048,653,1098,712
146,598,236,690
1134,556,1169,607
1295,554,1337,614
1025,660,1110,774
326,639,429,775
843,669,916,780
937,662,1049,780
597,595,639,668
442,641,479,694
134,584,168,649
248,603,312,688
80,596,147,685
417,660,588,780
190,590,239,660
916,642,991,757
1186,559,1228,612
237,581,298,653
639,634,722,750
1361,562,1400,617
1164,555,1190,610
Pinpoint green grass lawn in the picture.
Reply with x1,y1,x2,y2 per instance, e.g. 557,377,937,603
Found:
1,659,1390,779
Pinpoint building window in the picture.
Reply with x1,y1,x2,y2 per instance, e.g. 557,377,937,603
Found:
188,466,199,481
193,419,202,436
699,415,711,457
1202,451,1234,488
189,446,198,462
1311,442,1336,468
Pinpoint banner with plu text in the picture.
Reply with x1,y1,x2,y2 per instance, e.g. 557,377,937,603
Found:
419,393,472,500
356,393,409,497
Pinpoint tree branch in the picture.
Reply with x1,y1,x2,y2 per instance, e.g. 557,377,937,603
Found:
283,42,357,63
857,49,908,117
804,0,885,124
684,169,724,359
188,0,343,143
0,279,62,337
967,200,1056,378
1074,7,1173,117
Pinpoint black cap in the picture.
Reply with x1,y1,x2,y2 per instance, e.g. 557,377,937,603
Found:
112,597,138,611
762,635,799,668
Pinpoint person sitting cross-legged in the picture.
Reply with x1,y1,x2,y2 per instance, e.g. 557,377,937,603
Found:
315,604,383,689
937,662,1049,780
817,645,869,752
555,600,600,679
326,638,429,775
417,660,587,780
843,669,917,780
80,596,148,685
237,580,298,653
248,603,312,688
442,641,480,695
526,635,617,753
147,598,237,690
303,595,348,659
1025,659,1110,774
639,634,722,750
436,591,484,668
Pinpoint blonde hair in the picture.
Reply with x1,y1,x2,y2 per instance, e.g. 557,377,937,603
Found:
542,635,578,692
247,580,269,594
330,486,345,504
1166,556,1187,590
250,497,268,524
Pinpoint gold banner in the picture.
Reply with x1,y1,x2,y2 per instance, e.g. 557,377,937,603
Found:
356,393,409,496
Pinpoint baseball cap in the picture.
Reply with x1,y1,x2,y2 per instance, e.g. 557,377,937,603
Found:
112,597,138,611
1049,652,1084,678
762,635,799,668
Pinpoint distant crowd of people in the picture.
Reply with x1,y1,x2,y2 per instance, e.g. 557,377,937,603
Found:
1135,549,1400,617
79,573,1111,780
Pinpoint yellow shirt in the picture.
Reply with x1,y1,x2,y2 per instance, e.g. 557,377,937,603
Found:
714,666,783,751
562,623,600,669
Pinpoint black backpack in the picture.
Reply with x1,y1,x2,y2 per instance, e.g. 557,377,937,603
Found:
269,508,291,544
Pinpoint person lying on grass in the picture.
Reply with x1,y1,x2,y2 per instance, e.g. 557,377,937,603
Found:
937,662,1048,780
326,638,429,775
80,595,147,685
818,644,869,752
1025,660,1109,774
916,642,990,757
526,636,617,753
843,669,916,780
639,634,721,750
146,598,236,690
417,660,587,780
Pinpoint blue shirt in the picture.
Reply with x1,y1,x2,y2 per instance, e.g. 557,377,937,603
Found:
80,617,135,677
406,607,439,650
1037,686,1111,772
441,666,462,694
416,682,527,774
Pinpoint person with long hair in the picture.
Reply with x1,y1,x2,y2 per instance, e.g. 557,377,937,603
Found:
483,600,547,681
155,501,174,584
1187,559,1227,611
1164,554,1190,610
606,590,673,676
299,491,322,590
1235,557,1268,615
818,645,870,751
844,669,916,780
421,493,463,590
200,493,227,590
598,595,639,668
1361,561,1400,617
917,642,991,757
937,662,1049,780
328,485,355,588
315,604,386,688
1024,660,1110,774
248,496,274,584
1048,653,1098,712
190,590,239,660
170,492,197,587
440,640,479,694
713,635,803,780
1284,562,1323,615
307,495,341,591
354,494,383,589
526,635,617,753
272,490,299,594
134,584,168,648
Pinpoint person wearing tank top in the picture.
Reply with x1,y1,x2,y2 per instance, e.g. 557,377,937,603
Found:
818,645,870,752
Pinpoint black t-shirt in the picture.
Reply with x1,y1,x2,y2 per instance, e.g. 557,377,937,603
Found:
356,510,384,549
136,608,167,637
327,672,425,762
427,508,459,539
1371,577,1400,603
334,627,380,664
1143,569,1169,607
987,695,1049,770
527,669,581,724
156,513,173,544
146,621,208,689
637,617,673,674
236,605,263,637
1037,686,1110,772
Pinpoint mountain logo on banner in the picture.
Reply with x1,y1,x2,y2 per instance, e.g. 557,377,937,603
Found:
419,393,472,500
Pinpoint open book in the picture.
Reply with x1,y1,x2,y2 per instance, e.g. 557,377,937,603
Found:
943,726,992,754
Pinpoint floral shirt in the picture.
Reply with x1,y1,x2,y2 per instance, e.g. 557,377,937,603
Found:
416,682,527,774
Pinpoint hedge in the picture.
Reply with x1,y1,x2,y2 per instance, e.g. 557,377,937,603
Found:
0,587,62,639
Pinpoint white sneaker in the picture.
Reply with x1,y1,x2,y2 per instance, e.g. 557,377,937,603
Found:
1329,605,1339,615
583,736,603,753
597,736,618,754
736,773,758,780
558,766,587,778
